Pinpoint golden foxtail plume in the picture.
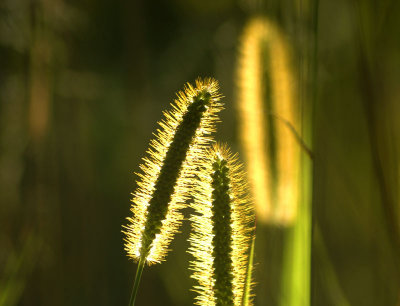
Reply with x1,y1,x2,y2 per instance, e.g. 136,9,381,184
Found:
123,78,223,265
189,143,255,305
237,17,300,225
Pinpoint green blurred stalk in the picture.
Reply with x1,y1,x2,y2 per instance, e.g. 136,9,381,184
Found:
280,0,318,305
280,143,312,306
280,83,313,306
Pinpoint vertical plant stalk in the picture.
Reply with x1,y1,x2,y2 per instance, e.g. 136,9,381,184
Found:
122,78,223,304
242,230,256,306
236,17,301,226
129,257,145,306
281,1,318,306
189,144,255,306
281,150,312,306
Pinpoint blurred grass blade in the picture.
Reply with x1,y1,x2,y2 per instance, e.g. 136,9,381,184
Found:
315,225,351,306
0,234,42,306
281,0,319,305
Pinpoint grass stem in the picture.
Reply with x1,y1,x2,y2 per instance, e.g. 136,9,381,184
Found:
129,257,145,306
242,231,256,306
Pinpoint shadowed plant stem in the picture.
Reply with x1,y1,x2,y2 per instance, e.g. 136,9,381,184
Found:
129,257,145,306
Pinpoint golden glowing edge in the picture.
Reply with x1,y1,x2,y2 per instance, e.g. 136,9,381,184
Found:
189,144,255,305
237,17,300,225
123,78,223,265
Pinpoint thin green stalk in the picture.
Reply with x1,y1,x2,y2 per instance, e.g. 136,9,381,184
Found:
129,257,145,306
242,232,256,306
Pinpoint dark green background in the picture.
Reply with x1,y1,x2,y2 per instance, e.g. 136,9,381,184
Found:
1,0,399,305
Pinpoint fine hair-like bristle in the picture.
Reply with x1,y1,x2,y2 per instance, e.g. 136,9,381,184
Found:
123,78,223,264
189,143,255,305
236,17,300,225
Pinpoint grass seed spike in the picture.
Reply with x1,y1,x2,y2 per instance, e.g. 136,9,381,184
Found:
123,78,223,305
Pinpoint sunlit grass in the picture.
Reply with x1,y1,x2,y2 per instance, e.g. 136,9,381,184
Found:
188,143,255,305
123,78,223,305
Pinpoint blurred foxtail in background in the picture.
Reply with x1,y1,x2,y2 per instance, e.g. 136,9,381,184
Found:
236,17,300,226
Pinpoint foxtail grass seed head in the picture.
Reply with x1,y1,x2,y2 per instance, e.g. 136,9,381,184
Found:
123,78,223,265
189,143,255,305
237,17,300,226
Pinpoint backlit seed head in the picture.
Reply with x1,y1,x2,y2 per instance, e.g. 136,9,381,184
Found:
189,143,255,305
123,78,223,264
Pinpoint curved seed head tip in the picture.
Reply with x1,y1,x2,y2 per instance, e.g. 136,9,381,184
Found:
236,17,300,226
189,143,255,305
123,78,223,265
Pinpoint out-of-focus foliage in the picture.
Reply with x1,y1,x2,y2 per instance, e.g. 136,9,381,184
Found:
0,0,399,305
